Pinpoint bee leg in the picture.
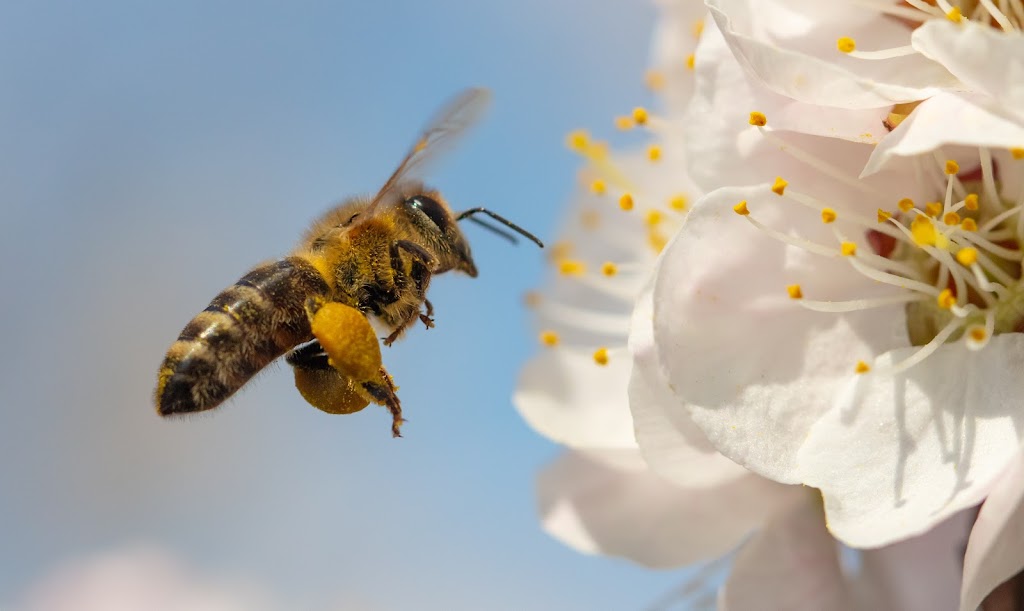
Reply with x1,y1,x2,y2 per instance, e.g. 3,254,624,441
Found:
382,241,436,347
419,299,435,330
361,367,404,437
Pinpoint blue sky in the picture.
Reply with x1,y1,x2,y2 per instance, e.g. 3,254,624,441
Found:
0,1,692,608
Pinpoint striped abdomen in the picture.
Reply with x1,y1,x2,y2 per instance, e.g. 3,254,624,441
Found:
156,256,330,415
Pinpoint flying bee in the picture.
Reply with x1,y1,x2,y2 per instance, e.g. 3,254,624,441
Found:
154,88,543,436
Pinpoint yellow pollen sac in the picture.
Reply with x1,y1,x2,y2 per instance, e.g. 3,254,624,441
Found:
943,211,961,226
601,261,618,276
685,54,696,70
961,218,978,232
821,208,837,224
540,331,559,347
619,193,635,211
593,347,609,366
644,70,666,91
733,200,750,216
855,361,871,374
1011,147,1024,160
614,115,634,131
632,107,649,125
523,291,541,308
937,288,956,309
945,160,960,175
911,215,939,246
647,145,662,162
969,327,988,343
749,111,768,127
877,209,893,223
566,129,590,151
647,228,667,254
772,177,788,196
580,209,601,230
692,19,704,38
786,284,803,299
840,241,857,257
964,193,979,210
925,201,943,218
837,37,856,53
947,6,963,22
898,198,916,212
590,179,607,195
309,301,382,383
669,194,688,211
559,259,586,276
957,247,979,266
645,210,664,226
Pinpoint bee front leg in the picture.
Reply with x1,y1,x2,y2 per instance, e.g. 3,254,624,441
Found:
383,240,436,346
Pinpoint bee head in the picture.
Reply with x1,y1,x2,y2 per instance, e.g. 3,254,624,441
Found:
402,192,478,277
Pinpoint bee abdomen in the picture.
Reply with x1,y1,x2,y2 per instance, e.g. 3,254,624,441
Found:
156,256,330,416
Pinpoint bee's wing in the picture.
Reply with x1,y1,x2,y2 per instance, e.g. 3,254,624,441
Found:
361,87,491,217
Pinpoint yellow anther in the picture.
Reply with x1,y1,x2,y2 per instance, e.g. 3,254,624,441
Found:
614,115,635,130
590,140,610,160
619,193,635,211
877,209,893,223
647,145,662,162
580,209,601,230
601,262,618,276
786,284,803,299
956,247,978,266
523,291,541,308
855,361,871,374
840,241,857,257
549,240,574,262
593,347,609,366
964,193,979,210
947,6,962,22
837,37,856,53
898,198,916,212
821,208,837,224
733,200,750,216
644,70,666,91
911,215,938,246
590,179,607,194
669,194,688,211
686,53,696,70
961,217,978,232
772,177,788,195
925,201,943,218
945,160,960,175
645,210,664,226
540,331,559,347
559,259,586,275
749,111,768,127
692,19,705,38
969,327,988,343
566,130,589,151
937,288,956,310
647,228,668,254
632,107,649,125
1011,147,1024,159
943,211,961,226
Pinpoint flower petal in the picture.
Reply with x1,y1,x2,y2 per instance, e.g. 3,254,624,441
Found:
537,448,804,568
961,447,1024,611
652,184,910,484
798,333,1024,547
707,0,957,109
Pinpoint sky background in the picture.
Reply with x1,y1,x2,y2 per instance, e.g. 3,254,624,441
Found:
0,1,695,609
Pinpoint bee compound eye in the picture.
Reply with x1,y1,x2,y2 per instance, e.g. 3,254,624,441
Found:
406,196,450,231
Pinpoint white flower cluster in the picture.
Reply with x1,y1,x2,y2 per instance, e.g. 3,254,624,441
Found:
516,1,1024,609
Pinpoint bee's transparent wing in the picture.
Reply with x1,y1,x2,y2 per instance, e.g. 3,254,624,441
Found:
362,88,491,216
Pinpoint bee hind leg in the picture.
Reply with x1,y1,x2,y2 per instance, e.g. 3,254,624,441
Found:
361,367,404,437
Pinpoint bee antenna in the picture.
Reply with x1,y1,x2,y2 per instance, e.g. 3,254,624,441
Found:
456,208,544,248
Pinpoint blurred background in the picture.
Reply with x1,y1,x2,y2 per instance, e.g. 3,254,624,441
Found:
0,1,684,609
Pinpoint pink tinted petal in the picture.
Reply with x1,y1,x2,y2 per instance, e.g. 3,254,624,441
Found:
708,0,957,109
537,448,804,568
629,279,751,487
515,346,637,450
961,447,1024,611
912,21,1024,122
799,334,1024,547
719,495,852,611
856,510,971,611
863,93,1024,176
653,184,910,484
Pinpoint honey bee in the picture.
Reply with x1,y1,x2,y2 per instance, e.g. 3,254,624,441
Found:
155,88,543,436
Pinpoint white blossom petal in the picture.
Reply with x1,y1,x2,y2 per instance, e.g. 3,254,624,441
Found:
961,448,1024,611
537,448,804,568
651,184,910,484
797,333,1024,547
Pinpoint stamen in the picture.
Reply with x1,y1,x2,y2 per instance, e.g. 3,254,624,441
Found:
798,293,921,313
787,284,803,299
925,201,943,218
841,241,858,256
1012,148,1024,159
540,331,559,347
980,204,1022,233
559,260,587,276
945,160,960,175
632,107,649,126
898,198,916,212
837,37,856,53
647,145,662,162
644,70,666,91
749,111,767,127
566,130,590,152
964,193,979,211
619,193,635,211
601,262,618,276
590,179,607,194
944,211,961,225
961,218,979,232
979,148,1000,206
685,54,695,70
937,288,956,309
878,209,893,223
645,210,664,226
855,361,871,374
614,116,634,131
881,317,963,376
821,208,837,224
733,200,749,216
669,194,687,211
956,247,979,266
593,347,609,366
772,177,788,195
946,6,964,22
